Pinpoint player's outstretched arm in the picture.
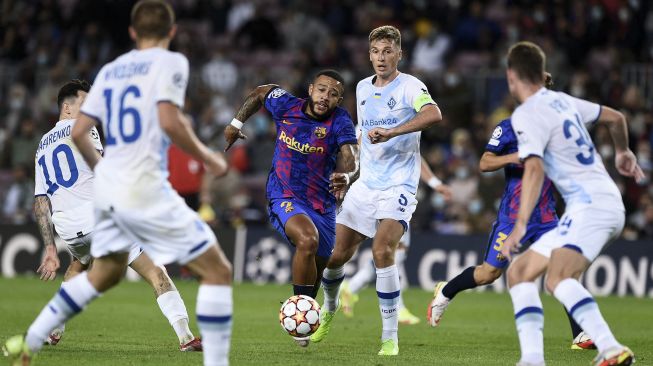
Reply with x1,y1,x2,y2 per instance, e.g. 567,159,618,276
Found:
224,84,279,151
368,104,441,143
72,114,102,170
420,157,452,201
159,102,228,177
34,196,59,281
597,106,645,182
479,151,519,172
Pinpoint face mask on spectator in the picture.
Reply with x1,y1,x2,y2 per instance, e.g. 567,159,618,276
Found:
468,199,483,215
9,98,24,110
455,167,470,180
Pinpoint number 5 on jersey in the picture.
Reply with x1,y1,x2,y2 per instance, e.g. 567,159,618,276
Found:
103,85,142,145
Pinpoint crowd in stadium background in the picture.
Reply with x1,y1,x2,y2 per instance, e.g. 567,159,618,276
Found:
0,0,651,239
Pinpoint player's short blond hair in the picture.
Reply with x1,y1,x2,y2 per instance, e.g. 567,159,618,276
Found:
369,25,401,49
131,0,175,40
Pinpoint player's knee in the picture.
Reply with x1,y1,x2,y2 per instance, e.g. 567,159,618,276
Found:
372,245,393,264
294,232,319,254
477,266,502,285
506,263,526,287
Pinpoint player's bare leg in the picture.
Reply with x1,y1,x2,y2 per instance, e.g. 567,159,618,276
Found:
546,248,633,364
284,214,320,298
63,259,88,282
311,224,366,343
185,244,233,366
4,253,128,365
372,219,403,356
129,253,200,351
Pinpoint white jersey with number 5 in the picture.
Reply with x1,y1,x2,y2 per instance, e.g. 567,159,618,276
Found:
511,87,622,210
80,48,189,210
356,73,436,192
34,119,102,240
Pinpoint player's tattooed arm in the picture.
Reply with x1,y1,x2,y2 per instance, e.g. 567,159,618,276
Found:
235,84,279,122
479,151,520,172
225,84,279,151
34,196,60,281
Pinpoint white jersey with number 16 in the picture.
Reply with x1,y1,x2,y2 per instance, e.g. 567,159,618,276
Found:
80,47,189,210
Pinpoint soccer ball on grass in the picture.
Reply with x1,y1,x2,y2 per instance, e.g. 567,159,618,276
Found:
279,295,320,337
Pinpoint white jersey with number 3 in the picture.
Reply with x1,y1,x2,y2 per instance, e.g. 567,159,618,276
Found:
511,87,622,210
34,119,102,240
80,47,189,210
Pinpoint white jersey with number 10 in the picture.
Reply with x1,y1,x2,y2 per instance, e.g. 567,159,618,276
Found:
34,119,102,240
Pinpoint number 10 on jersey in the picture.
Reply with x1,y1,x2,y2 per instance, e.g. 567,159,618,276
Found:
102,85,142,145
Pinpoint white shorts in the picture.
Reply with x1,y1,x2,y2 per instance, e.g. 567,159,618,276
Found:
337,181,417,238
529,204,625,261
91,199,217,266
64,234,141,266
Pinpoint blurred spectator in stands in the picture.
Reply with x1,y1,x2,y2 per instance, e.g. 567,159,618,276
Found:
235,5,281,50
2,165,33,224
168,144,205,211
202,50,238,95
1,83,29,138
8,117,41,170
411,19,450,76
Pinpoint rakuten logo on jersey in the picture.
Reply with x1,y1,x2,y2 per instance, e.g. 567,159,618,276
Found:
278,131,324,155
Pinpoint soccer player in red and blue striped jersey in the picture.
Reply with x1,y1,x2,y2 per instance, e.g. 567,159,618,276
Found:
224,70,357,314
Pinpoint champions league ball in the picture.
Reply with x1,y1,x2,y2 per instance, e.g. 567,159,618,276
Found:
279,295,321,337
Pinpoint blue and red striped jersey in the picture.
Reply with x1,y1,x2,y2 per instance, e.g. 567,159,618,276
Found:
264,87,357,214
485,118,557,224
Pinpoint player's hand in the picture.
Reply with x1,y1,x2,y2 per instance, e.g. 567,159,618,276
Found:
334,187,348,201
203,150,229,177
224,125,247,152
615,150,645,183
329,172,350,193
434,184,453,202
37,245,60,281
501,223,526,261
368,128,395,144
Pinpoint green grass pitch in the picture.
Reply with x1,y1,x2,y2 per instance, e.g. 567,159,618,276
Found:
1,278,651,365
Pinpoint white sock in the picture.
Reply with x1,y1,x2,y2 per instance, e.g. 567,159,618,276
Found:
157,290,194,344
26,272,99,352
553,278,621,352
376,265,399,343
321,266,344,312
197,285,232,366
509,282,544,364
348,259,375,294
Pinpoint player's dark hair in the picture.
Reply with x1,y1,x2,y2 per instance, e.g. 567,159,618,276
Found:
131,0,175,40
507,41,546,85
369,25,401,49
315,69,345,86
544,72,554,88
57,79,91,112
